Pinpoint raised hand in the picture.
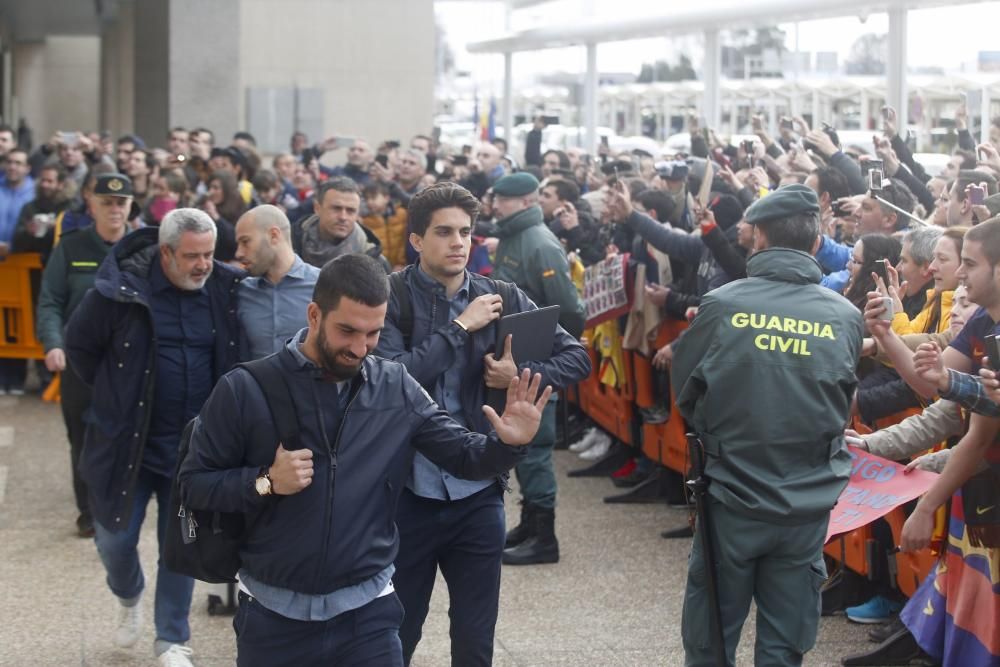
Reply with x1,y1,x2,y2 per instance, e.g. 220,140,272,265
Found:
912,342,949,394
482,369,553,445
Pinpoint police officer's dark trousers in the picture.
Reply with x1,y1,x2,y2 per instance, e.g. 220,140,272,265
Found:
515,399,557,509
234,590,405,667
394,484,506,666
60,365,91,523
682,497,828,667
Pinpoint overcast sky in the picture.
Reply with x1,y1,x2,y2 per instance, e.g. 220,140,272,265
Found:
435,0,1000,88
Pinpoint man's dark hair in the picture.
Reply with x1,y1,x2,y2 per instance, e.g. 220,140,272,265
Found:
492,137,508,153
812,166,849,202
626,177,648,202
251,169,279,193
316,176,360,203
955,169,999,202
233,131,257,146
168,126,187,137
759,211,820,253
192,127,215,143
313,253,389,314
544,179,579,204
965,219,1000,266
133,148,157,171
637,190,674,223
542,149,571,169
6,147,28,161
549,168,577,182
876,180,916,230
362,181,391,199
408,181,480,236
39,161,68,182
0,124,14,138
412,134,433,148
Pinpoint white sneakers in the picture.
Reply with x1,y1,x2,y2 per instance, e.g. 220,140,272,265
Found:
578,431,613,460
158,644,194,667
114,601,143,648
569,427,599,453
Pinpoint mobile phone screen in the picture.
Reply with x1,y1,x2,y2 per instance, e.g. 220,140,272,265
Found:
875,259,889,285
986,334,1000,370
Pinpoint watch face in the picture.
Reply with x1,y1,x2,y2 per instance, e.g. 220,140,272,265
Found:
255,475,271,496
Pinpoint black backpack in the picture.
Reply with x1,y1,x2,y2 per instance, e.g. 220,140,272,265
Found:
164,353,300,584
388,270,513,350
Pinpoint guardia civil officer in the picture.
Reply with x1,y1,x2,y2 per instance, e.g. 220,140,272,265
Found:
670,184,863,666
488,171,586,565
36,173,132,538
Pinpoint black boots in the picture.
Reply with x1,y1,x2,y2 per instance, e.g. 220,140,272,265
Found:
505,502,536,549
503,508,559,565
841,624,935,666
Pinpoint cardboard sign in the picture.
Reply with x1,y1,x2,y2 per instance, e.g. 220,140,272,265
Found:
825,446,940,543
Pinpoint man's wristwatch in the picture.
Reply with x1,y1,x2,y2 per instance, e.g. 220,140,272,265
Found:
255,467,273,496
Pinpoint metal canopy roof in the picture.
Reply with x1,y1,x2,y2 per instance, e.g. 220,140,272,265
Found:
467,0,954,53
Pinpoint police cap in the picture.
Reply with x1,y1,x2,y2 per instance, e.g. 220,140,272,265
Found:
93,174,134,197
493,172,539,198
745,184,819,226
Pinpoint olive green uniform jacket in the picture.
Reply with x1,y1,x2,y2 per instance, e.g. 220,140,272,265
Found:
671,247,863,524
491,205,585,338
36,226,114,352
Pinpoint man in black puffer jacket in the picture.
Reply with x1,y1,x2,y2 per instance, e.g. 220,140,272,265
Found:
65,209,243,666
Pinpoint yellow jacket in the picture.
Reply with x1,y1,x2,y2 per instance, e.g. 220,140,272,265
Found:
362,207,409,269
891,289,953,336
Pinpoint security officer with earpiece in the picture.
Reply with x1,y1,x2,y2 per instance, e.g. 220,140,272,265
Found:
670,184,863,666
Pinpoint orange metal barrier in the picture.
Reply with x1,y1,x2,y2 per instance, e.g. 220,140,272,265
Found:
0,253,45,360
574,316,939,601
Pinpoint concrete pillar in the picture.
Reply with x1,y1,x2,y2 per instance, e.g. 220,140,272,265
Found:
100,0,135,137
610,97,619,134
168,0,240,142
886,6,909,133
133,0,240,145
503,51,513,148
703,29,721,130
584,42,598,152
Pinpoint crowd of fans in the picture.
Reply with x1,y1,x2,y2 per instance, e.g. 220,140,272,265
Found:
1,98,998,666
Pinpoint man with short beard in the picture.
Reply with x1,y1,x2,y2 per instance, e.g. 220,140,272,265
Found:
235,205,320,360
11,163,73,260
65,208,243,667
179,253,553,666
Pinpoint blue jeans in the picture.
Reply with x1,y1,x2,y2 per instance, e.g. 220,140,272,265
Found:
394,485,505,666
234,590,405,666
93,467,194,644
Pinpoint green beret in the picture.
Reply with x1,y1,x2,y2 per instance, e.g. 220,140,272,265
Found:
93,173,134,198
493,172,539,198
745,183,820,225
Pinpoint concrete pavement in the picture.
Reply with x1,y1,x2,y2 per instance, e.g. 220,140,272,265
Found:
0,393,876,666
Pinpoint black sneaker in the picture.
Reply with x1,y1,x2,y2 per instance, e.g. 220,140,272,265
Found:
76,514,95,538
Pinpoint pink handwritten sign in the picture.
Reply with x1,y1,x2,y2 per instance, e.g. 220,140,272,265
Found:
825,446,939,543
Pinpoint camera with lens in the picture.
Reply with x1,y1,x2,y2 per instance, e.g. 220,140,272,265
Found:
654,160,689,182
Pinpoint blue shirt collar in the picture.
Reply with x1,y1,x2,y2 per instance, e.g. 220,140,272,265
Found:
414,262,470,299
